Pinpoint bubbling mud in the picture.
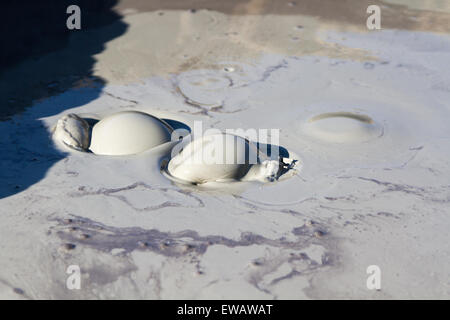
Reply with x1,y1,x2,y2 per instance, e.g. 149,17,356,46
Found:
303,111,382,143
89,111,173,156
53,111,173,155
52,112,298,186
165,133,296,185
52,113,91,151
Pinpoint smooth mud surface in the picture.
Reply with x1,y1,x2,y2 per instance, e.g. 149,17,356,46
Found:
88,111,173,156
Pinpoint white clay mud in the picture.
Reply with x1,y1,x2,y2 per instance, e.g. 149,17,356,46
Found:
302,112,382,143
52,113,297,184
53,113,91,151
166,133,293,184
89,111,173,155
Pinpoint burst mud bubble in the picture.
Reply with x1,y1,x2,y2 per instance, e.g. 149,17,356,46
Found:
165,133,294,184
52,112,298,186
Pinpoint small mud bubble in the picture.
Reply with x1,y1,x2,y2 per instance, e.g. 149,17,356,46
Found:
63,218,73,224
299,252,309,260
223,67,235,72
61,243,76,251
184,244,196,251
89,111,173,156
305,220,315,227
252,258,264,266
314,230,326,238
138,241,149,248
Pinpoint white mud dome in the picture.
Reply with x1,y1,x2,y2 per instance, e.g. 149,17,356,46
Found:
53,111,173,156
89,111,173,155
165,133,297,184
53,112,298,186
302,112,382,143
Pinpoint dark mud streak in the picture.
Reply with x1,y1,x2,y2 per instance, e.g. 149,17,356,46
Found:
256,250,326,291
259,59,289,83
49,212,342,299
52,215,334,260
236,60,289,89
0,278,32,300
358,176,450,203
270,270,302,287
173,85,213,117
102,91,139,106
248,229,339,298
172,61,289,116
174,83,245,116
69,182,205,211
393,146,423,169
